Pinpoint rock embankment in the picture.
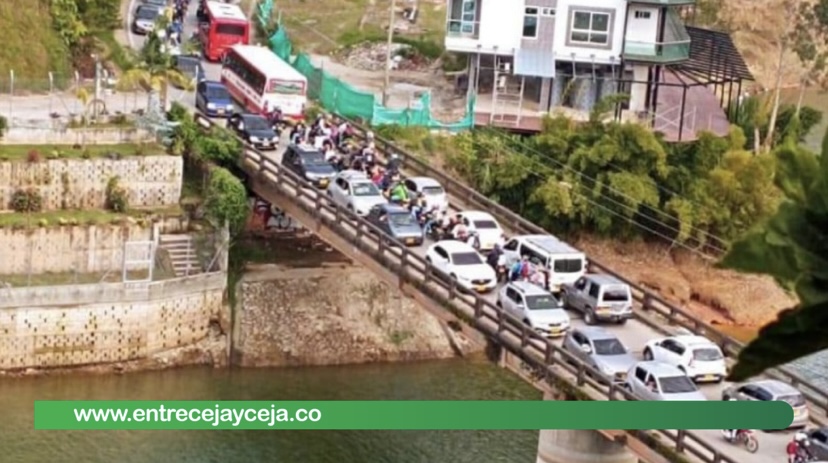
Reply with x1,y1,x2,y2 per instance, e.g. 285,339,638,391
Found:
233,264,468,367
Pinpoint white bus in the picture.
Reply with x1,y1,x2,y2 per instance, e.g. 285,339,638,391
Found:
220,44,308,119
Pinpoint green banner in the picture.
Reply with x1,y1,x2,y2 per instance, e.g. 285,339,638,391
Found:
34,400,792,430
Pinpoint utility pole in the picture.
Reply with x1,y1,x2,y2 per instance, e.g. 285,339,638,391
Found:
382,0,397,106
93,55,102,121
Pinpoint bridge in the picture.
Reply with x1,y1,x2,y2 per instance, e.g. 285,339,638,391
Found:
191,112,828,463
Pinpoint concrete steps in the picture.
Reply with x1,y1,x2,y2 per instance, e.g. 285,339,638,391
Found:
158,234,202,277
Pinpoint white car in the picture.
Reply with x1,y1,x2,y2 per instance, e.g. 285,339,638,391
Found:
404,176,448,211
425,240,497,293
497,281,569,337
326,170,387,216
455,211,503,251
624,361,708,401
642,335,727,383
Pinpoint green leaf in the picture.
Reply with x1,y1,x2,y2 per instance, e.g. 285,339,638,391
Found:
728,301,828,381
718,225,800,289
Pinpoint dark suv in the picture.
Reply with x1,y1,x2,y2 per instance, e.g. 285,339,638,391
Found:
227,113,279,150
281,144,337,188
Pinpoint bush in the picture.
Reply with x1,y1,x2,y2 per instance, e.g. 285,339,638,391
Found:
394,37,443,60
11,189,43,212
105,176,128,212
27,150,42,163
0,115,7,138
167,102,190,123
204,166,248,234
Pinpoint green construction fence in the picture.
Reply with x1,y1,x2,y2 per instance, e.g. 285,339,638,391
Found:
256,0,475,130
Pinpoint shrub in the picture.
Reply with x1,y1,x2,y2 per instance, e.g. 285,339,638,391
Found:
0,115,7,138
11,189,43,212
167,102,190,123
204,166,248,234
105,176,128,212
27,150,42,163
81,148,91,159
38,218,49,227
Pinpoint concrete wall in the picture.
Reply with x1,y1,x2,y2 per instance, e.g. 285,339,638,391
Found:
233,265,462,367
1,126,156,145
0,155,183,211
0,218,187,275
0,272,227,370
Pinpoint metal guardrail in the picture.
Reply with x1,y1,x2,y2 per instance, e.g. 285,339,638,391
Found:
194,114,739,463
340,120,828,422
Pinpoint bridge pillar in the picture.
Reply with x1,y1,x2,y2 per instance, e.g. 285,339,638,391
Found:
536,393,636,463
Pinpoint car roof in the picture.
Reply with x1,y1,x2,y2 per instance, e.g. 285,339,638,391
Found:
516,234,582,255
575,326,618,341
407,176,441,187
670,335,717,347
434,240,477,253
635,361,685,376
583,273,627,286
508,281,551,296
460,210,497,221
203,80,225,88
136,4,160,13
376,203,408,213
750,379,802,396
239,112,266,121
337,169,368,180
289,144,322,155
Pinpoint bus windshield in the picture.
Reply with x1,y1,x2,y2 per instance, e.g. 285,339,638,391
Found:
269,79,305,95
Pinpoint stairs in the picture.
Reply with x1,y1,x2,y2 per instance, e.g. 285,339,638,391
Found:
158,234,202,277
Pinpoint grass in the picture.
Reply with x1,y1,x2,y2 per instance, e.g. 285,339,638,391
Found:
0,267,177,288
269,0,447,55
0,143,168,162
0,1,71,90
0,206,183,228
93,30,136,72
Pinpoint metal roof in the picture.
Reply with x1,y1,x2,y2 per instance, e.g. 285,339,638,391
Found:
514,48,556,78
678,26,754,82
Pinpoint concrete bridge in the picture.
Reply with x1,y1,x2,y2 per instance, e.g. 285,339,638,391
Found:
193,112,827,463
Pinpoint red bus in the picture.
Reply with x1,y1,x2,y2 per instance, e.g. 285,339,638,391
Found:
198,1,250,62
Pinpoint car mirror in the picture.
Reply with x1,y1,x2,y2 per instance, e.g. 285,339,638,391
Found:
580,344,592,354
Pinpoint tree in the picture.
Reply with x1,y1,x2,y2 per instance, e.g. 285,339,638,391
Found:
719,127,828,381
790,0,828,115
204,167,249,235
50,0,88,46
763,0,798,152
75,0,120,31
117,26,192,112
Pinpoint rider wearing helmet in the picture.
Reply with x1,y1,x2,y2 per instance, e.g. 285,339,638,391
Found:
387,152,402,173
791,431,812,462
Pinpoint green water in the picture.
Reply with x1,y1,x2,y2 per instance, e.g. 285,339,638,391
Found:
0,359,540,463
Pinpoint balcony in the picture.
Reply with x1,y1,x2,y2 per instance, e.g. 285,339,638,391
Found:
623,40,690,63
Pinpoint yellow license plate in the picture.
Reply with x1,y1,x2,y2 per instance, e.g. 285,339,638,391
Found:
596,308,610,314
794,409,803,416
319,180,328,186
475,285,487,292
703,375,716,381
405,238,415,244
217,109,225,114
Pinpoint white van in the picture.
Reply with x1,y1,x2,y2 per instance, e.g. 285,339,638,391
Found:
501,234,586,293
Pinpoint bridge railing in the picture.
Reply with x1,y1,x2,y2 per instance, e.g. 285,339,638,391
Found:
195,113,739,463
342,119,828,421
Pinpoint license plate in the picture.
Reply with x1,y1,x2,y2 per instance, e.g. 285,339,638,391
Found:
549,328,561,334
319,180,328,186
217,109,225,114
702,375,716,381
596,308,610,314
405,238,415,245
475,285,487,292
794,409,801,416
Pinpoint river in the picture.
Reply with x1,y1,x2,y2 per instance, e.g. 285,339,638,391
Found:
0,359,540,463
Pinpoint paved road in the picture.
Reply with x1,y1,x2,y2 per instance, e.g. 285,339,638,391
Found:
126,6,807,463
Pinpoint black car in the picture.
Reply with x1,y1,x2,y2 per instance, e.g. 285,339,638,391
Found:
227,113,279,150
132,5,161,35
172,55,205,88
281,144,337,188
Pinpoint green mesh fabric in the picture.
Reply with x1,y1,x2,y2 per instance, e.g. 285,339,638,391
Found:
257,0,474,129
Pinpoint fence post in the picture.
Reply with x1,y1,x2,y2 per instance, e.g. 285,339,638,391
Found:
74,70,81,115
8,70,14,119
48,72,54,115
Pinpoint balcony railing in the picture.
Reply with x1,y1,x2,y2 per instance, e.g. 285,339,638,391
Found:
446,20,480,39
622,40,691,63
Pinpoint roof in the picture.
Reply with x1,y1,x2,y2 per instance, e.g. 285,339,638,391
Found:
636,361,685,376
434,240,478,253
203,80,226,88
407,176,442,188
228,45,307,82
679,27,754,82
575,326,617,341
205,1,247,21
671,335,716,347
337,169,368,180
289,143,322,155
460,210,497,221
508,281,550,296
750,380,802,396
239,112,267,122
519,235,583,255
584,274,627,286
378,204,409,214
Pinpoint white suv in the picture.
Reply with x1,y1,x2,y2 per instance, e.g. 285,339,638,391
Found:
642,335,727,383
496,281,569,337
326,170,387,216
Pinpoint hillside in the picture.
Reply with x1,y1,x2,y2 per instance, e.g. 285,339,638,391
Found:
0,1,70,86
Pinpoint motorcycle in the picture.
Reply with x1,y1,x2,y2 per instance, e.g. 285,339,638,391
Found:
721,430,758,453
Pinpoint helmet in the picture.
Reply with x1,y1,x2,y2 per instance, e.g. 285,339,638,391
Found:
794,431,808,442
366,131,374,139
390,153,399,160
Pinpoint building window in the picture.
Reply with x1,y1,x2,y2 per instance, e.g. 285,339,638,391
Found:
523,7,539,38
634,10,651,19
541,8,555,17
570,10,610,45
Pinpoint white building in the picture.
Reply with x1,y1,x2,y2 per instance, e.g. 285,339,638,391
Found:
445,0,753,141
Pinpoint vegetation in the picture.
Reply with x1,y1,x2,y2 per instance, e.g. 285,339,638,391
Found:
105,176,128,213
118,30,194,111
0,206,182,228
0,1,72,82
204,167,249,235
0,143,166,162
721,126,828,380
10,189,44,213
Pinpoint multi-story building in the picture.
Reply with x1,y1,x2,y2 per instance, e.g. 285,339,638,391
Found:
445,0,753,141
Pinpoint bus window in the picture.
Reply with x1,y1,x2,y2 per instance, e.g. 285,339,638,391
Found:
269,80,305,95
216,23,246,36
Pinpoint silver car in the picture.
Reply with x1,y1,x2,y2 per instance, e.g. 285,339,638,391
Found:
132,5,161,35
624,361,707,401
327,170,387,216
365,203,424,246
561,274,634,325
722,379,809,428
562,327,637,384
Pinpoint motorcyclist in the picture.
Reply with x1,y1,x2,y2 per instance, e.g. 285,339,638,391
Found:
388,179,409,204
387,152,402,173
792,432,813,462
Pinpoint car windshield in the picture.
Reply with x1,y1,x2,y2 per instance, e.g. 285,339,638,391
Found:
602,285,629,302
136,7,158,20
452,252,483,265
206,87,229,100
423,186,444,195
779,394,806,407
692,347,723,361
352,182,380,197
389,213,416,227
593,338,627,355
301,154,327,166
244,117,270,131
553,258,583,273
658,375,698,394
473,219,498,229
525,295,560,310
